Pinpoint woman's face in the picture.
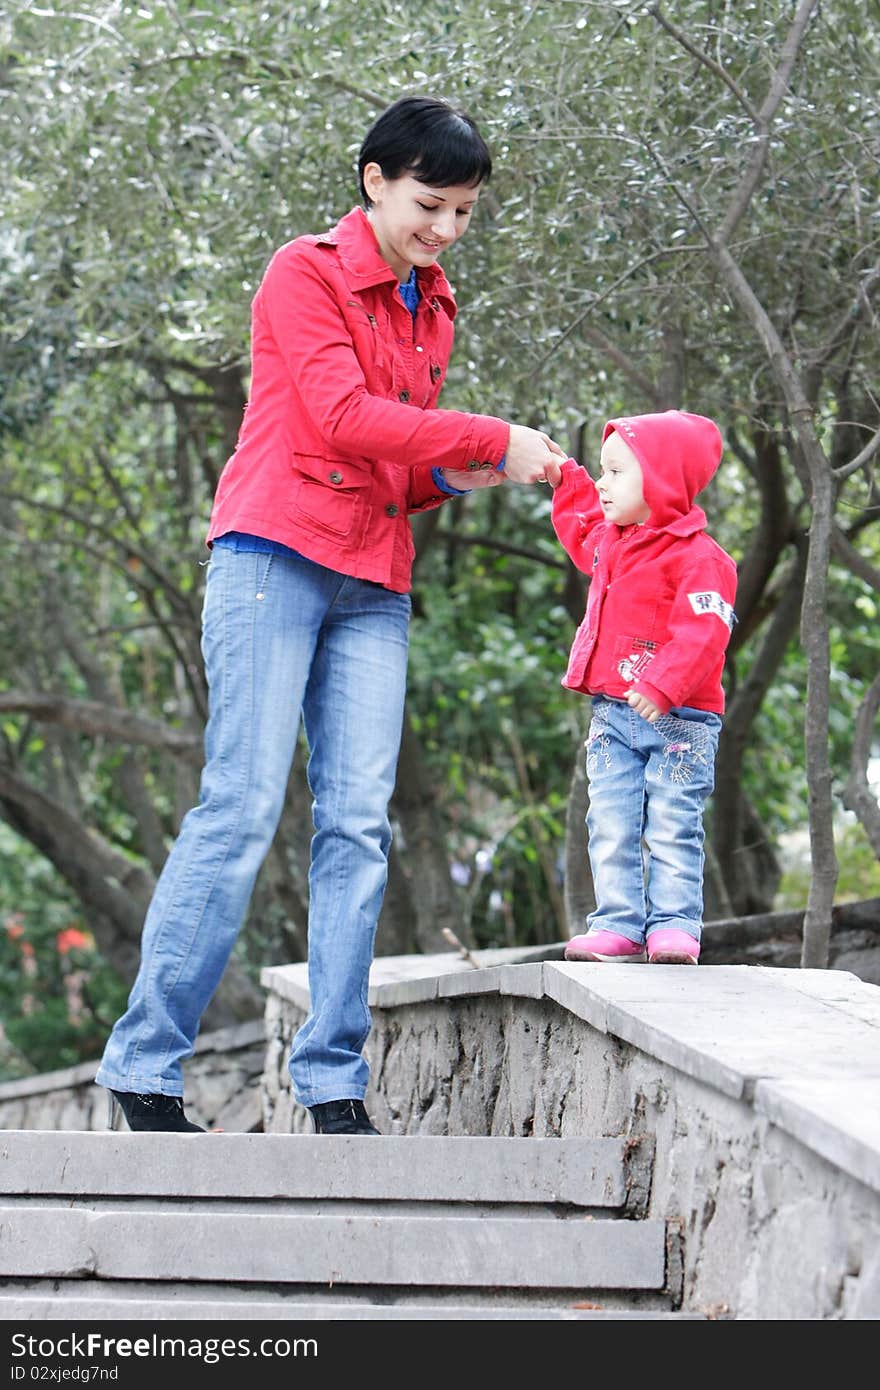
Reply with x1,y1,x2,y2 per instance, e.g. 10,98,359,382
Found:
363,166,481,282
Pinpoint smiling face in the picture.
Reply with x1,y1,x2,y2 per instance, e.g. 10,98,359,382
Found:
597,431,651,526
362,166,480,282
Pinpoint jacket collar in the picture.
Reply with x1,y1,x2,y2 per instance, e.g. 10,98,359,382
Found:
316,206,457,317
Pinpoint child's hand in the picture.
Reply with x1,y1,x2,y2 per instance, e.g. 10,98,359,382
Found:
626,690,663,723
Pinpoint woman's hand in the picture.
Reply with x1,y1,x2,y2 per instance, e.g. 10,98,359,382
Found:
438,465,505,491
504,425,566,486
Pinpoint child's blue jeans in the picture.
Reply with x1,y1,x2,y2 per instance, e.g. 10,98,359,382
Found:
584,695,722,946
95,541,411,1108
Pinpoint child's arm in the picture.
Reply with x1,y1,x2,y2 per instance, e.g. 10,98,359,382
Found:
550,459,604,573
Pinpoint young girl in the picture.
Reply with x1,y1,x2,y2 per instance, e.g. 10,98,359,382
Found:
550,411,737,966
96,95,564,1135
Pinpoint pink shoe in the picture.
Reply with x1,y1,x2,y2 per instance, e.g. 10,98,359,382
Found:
647,929,700,965
564,930,647,963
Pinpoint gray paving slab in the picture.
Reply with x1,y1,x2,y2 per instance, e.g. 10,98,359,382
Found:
434,967,504,1000
0,1133,626,1206
605,994,880,1097
260,963,310,1009
0,1208,667,1289
749,967,880,1027
369,976,440,1007
547,961,777,1006
542,963,610,1031
500,963,545,999
264,946,568,1011
753,1079,880,1194
542,962,880,1105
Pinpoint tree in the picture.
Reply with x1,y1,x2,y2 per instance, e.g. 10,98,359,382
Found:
0,1,877,1069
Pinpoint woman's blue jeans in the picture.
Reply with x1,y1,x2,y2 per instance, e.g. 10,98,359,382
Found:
95,543,410,1107
584,695,722,946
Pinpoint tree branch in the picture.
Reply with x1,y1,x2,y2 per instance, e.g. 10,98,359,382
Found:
436,531,566,570
835,422,880,482
0,692,202,761
830,524,880,594
533,242,703,373
719,0,821,245
647,5,761,123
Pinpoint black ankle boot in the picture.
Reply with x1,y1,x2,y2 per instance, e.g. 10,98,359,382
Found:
308,1099,380,1135
107,1089,205,1133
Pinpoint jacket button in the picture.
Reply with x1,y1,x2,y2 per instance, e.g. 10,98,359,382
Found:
385,503,399,518
466,459,480,471
430,365,442,381
398,390,411,403
328,470,343,484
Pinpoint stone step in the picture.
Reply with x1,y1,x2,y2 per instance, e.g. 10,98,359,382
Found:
0,1130,673,1320
0,1286,703,1319
0,1131,643,1209
0,1205,666,1290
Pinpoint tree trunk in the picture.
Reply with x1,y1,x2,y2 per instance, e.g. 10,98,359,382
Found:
708,243,838,965
843,670,880,857
563,726,594,934
796,430,839,966
713,547,806,911
383,708,465,952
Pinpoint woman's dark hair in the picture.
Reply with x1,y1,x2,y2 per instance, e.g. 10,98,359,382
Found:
358,96,492,206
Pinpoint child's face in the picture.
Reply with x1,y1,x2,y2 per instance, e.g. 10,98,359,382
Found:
363,168,481,282
597,433,651,526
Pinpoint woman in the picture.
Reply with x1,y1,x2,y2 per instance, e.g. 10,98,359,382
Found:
96,95,564,1135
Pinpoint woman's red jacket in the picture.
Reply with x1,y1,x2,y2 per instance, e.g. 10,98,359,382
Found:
207,206,510,592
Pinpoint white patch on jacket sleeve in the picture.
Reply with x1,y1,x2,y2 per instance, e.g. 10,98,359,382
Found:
687,590,735,628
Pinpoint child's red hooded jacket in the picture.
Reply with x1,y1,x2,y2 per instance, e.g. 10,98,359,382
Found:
551,411,737,714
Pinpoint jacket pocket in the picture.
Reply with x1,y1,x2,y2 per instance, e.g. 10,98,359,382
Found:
613,634,660,684
290,453,372,538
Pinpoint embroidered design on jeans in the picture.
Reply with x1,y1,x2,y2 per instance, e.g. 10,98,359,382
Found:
586,702,613,775
656,717,713,785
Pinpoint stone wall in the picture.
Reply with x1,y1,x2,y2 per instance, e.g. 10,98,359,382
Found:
0,1020,265,1133
261,954,880,1320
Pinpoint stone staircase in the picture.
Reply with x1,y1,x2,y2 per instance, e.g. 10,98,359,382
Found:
0,1129,701,1320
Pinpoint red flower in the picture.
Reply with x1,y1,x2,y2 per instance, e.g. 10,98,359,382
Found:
4,915,25,940
55,927,93,956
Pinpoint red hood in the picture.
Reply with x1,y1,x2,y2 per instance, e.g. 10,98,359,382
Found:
602,410,722,534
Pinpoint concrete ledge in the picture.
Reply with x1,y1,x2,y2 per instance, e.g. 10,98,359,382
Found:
753,1079,880,1195
259,947,880,1318
262,951,880,1197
